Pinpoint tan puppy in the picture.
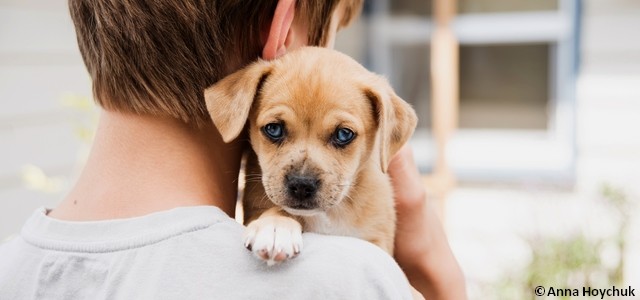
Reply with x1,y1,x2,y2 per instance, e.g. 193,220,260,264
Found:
205,47,417,265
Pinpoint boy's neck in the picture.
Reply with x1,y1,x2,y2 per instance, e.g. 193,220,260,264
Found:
49,110,242,221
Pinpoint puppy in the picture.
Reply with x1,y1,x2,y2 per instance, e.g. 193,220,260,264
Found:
205,47,417,265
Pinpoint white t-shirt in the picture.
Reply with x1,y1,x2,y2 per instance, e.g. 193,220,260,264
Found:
0,206,412,299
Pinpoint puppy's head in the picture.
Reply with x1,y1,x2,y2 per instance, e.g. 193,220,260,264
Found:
205,47,416,216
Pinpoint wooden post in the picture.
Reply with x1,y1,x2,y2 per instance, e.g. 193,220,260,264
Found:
426,0,458,218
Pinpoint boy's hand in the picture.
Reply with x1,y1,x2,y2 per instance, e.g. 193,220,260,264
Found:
388,145,467,300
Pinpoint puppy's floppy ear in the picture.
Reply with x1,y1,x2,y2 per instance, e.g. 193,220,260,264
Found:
204,61,272,143
364,77,418,173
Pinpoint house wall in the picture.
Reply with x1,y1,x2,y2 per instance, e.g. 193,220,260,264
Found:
0,1,90,240
446,1,640,297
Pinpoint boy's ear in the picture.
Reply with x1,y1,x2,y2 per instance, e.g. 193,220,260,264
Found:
204,61,272,143
364,77,418,173
262,0,296,60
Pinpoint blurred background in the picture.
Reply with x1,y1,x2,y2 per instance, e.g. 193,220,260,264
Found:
1,0,638,298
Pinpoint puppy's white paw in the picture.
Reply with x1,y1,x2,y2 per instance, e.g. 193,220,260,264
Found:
244,215,303,266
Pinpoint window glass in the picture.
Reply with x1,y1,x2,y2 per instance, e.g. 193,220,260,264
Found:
459,44,549,130
389,0,558,16
458,0,558,14
390,0,432,16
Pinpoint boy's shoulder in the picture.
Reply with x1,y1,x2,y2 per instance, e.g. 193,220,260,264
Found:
191,223,413,299
0,206,412,299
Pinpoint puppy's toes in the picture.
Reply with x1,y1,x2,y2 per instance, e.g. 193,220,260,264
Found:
244,215,303,265
272,225,303,260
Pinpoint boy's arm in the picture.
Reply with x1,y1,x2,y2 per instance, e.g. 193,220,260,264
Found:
389,145,467,300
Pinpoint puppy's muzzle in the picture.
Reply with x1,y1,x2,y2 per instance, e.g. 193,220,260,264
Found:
285,174,320,209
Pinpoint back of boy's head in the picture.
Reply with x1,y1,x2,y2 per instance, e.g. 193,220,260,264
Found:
69,0,362,127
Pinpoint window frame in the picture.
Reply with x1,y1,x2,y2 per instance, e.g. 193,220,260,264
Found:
366,0,580,183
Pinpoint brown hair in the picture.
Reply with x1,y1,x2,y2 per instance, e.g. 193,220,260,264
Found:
69,0,363,126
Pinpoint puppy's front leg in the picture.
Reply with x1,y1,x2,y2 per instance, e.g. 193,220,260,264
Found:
244,207,303,266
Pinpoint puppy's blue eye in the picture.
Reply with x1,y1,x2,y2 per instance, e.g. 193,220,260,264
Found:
263,123,284,141
333,128,355,147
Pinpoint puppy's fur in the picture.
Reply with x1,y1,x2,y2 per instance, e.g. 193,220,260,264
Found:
205,47,417,265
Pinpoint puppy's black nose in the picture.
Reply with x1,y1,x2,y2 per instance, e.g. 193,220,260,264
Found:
286,175,319,202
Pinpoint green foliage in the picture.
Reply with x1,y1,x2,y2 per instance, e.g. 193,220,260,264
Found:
21,164,65,194
600,184,631,286
492,185,633,300
526,236,603,299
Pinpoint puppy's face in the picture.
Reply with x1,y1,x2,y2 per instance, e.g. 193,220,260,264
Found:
248,68,375,215
205,47,417,216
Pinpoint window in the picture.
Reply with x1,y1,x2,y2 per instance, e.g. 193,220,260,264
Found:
356,0,579,182
459,44,549,130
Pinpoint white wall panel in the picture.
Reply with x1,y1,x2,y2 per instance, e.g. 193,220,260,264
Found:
0,8,78,54
0,2,88,230
0,120,84,178
0,66,91,117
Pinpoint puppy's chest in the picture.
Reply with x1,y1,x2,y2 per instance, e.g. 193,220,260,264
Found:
302,214,362,239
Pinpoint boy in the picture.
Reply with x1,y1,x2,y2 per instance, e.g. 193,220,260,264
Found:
0,0,465,299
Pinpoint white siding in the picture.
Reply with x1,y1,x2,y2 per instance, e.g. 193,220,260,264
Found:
0,3,90,239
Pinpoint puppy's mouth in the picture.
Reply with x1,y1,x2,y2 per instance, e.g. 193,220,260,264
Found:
282,207,323,217
286,202,317,210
